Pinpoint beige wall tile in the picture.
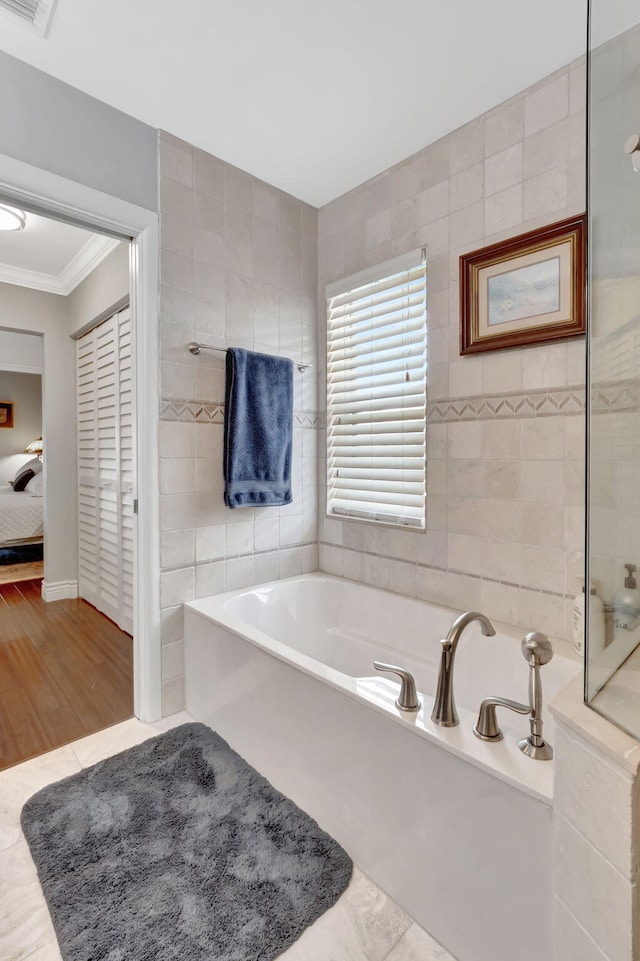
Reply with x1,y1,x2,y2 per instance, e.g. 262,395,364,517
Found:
521,460,565,505
524,120,570,180
160,529,195,569
161,605,184,646
480,579,520,626
522,343,568,389
481,419,522,459
448,357,482,396
483,461,520,499
447,422,482,459
160,140,193,187
485,143,523,197
308,59,587,642
449,201,484,247
194,150,225,200
448,118,484,175
522,503,565,549
555,814,633,960
522,418,566,460
524,73,570,137
159,148,319,712
555,727,635,878
161,639,184,680
485,98,524,157
554,898,609,961
519,587,565,637
160,567,195,608
450,163,484,212
482,350,523,394
484,183,523,235
448,532,485,572
523,164,569,220
161,676,185,715
418,180,449,225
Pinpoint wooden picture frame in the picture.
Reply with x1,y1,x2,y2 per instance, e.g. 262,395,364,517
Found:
460,214,586,355
0,402,14,428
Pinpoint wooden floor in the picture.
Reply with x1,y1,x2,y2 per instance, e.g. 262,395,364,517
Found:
0,560,44,585
0,579,133,771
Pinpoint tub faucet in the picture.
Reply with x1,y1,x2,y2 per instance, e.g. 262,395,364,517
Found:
473,632,554,760
431,611,496,727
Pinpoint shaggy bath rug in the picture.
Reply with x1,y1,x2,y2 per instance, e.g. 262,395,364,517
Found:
21,723,353,961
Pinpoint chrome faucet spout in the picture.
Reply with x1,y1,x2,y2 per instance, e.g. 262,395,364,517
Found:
431,611,496,728
445,611,496,650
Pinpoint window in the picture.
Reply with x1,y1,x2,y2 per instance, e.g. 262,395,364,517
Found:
326,249,427,529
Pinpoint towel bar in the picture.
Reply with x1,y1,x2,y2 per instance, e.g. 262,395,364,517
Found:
188,341,312,373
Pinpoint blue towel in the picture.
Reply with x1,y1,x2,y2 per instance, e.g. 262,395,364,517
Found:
224,348,294,509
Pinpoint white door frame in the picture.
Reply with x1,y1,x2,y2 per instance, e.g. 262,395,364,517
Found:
0,152,162,722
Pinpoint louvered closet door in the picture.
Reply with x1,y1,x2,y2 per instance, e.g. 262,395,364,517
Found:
76,306,134,635
76,327,99,608
96,316,121,626
117,308,134,634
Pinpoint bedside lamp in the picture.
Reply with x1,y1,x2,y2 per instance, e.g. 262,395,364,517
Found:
24,437,44,461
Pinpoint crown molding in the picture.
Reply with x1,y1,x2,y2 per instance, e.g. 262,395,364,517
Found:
0,234,120,296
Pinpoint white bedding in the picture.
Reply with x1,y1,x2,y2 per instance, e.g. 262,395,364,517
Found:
0,486,44,545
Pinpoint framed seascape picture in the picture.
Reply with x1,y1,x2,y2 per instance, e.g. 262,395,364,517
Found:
460,214,586,354
0,402,13,428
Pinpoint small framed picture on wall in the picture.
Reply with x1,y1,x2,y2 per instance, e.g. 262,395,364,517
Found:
0,402,13,428
460,214,586,354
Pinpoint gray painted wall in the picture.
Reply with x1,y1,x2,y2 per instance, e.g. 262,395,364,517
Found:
0,328,42,372
0,51,158,212
67,241,129,335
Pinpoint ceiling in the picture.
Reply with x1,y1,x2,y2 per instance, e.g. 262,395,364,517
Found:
0,0,591,206
0,210,118,294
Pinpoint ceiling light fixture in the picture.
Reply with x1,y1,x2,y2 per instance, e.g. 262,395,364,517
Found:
0,205,27,231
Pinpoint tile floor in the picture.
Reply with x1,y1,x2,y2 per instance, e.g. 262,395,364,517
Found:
0,713,455,961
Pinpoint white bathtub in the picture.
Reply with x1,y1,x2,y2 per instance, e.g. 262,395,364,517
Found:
185,573,580,961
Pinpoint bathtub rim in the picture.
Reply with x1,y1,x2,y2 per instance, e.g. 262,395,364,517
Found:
185,572,579,806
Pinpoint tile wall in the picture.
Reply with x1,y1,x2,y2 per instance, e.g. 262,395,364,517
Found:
551,679,640,960
316,58,587,642
157,133,319,714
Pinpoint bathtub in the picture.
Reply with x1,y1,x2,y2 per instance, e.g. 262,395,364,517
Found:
184,573,580,961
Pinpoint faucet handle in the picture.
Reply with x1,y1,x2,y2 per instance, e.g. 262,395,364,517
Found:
474,696,532,741
374,661,421,713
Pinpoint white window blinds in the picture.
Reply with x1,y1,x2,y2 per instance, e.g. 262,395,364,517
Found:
326,250,427,528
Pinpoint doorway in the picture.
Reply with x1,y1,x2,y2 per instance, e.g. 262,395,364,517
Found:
0,151,161,724
0,211,138,769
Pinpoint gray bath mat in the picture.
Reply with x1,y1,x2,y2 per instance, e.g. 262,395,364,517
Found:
21,722,353,961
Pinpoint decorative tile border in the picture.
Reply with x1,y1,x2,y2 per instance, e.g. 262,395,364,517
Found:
429,380,640,423
160,398,225,423
428,386,586,423
160,397,324,428
591,378,640,414
162,378,637,428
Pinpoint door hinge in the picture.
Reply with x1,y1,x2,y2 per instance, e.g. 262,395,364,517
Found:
133,498,138,515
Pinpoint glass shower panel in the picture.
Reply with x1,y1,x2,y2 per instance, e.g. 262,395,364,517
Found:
587,2,640,735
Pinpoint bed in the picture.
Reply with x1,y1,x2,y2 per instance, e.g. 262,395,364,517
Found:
0,485,44,546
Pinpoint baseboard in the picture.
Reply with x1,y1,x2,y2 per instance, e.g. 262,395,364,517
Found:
41,580,78,602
